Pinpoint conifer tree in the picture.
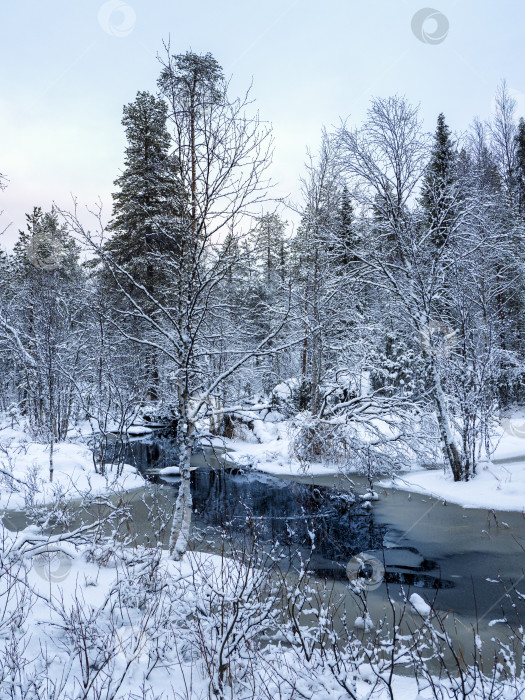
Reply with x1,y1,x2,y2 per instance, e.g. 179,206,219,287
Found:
105,90,182,290
104,91,183,400
10,208,82,455
13,207,79,277
420,113,457,247
515,117,525,216
251,212,288,285
336,186,358,265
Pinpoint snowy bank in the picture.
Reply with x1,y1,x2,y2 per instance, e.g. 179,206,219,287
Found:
0,429,143,511
2,536,517,700
220,409,525,511
377,422,525,511
221,417,340,477
381,459,525,511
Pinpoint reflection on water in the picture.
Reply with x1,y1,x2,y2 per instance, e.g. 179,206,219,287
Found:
193,469,385,580
105,435,451,589
190,469,454,589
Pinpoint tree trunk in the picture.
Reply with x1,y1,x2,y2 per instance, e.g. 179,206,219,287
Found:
169,389,194,559
49,434,54,482
429,357,464,481
169,441,193,558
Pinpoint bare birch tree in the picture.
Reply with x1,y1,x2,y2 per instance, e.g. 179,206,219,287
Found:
63,50,297,559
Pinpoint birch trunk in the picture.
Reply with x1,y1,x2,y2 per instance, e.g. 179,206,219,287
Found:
428,354,464,482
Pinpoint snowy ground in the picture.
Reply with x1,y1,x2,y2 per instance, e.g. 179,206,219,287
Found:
377,421,525,511
0,426,143,511
0,529,498,700
221,411,525,512
380,458,525,511
221,413,340,477
0,539,220,698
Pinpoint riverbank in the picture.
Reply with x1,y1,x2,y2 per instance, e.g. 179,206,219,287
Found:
0,426,142,511
221,413,525,512
2,408,525,516
2,514,522,699
0,528,459,699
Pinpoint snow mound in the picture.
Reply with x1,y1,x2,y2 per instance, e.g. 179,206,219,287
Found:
126,425,153,436
354,612,375,631
158,466,181,475
0,440,143,510
409,593,431,617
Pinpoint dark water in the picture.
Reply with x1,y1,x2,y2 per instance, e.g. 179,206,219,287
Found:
104,435,453,590
112,433,525,665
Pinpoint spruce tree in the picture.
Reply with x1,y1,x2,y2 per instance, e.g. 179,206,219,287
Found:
516,117,525,215
10,208,82,442
105,91,183,401
252,212,288,285
105,90,182,291
13,207,79,278
421,113,457,247
336,185,358,266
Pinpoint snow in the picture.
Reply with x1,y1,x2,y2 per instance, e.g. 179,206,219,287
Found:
488,618,508,627
381,457,525,511
272,378,298,400
360,490,379,501
2,413,525,697
354,612,375,631
220,411,525,512
0,540,219,699
375,419,525,511
0,530,461,699
221,417,340,477
126,425,153,436
158,465,181,475
491,415,525,461
0,428,143,511
409,593,431,617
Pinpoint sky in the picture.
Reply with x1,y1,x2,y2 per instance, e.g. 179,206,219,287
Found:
1,0,525,248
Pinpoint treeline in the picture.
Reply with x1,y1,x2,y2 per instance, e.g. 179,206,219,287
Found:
2,52,525,507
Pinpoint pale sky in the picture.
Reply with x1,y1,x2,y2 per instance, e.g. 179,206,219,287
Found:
1,0,524,247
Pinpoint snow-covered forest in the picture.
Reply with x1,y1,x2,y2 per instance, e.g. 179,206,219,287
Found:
1,47,525,699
